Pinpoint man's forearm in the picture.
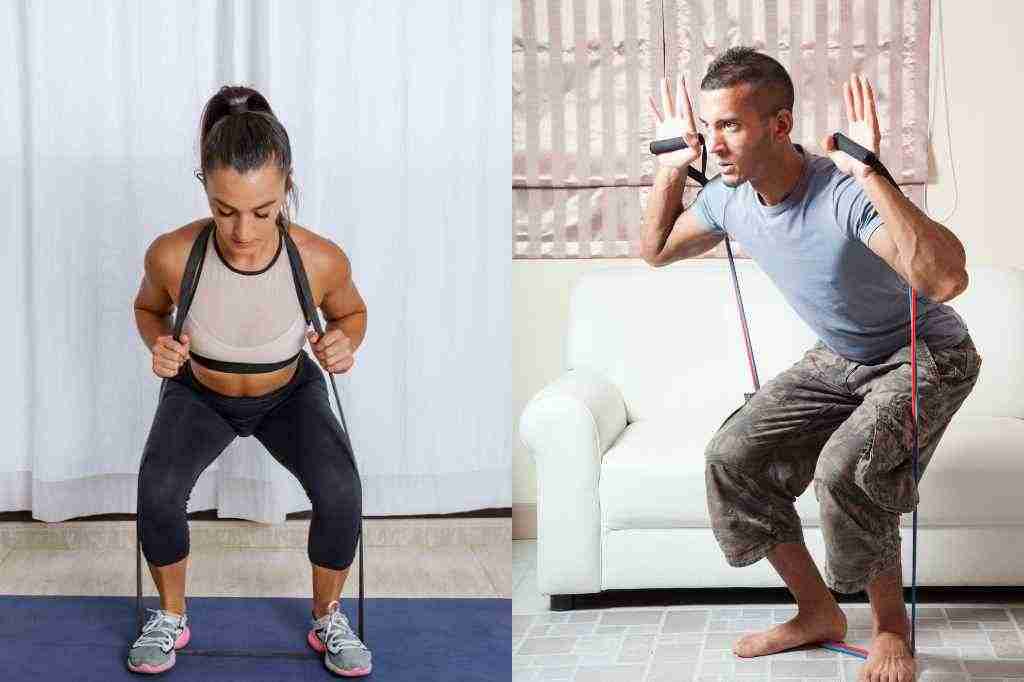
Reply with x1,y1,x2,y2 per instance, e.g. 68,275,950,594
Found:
640,166,687,264
326,311,367,353
860,173,967,300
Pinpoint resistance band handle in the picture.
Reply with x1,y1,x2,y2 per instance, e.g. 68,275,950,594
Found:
650,136,686,155
831,132,899,189
648,134,710,188
649,132,705,157
649,132,709,188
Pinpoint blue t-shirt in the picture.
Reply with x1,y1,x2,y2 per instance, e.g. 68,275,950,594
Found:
691,151,967,364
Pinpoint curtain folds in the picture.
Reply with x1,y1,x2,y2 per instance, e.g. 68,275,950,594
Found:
1,0,511,522
513,0,931,258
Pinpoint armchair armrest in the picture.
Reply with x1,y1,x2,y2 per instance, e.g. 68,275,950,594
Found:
518,369,627,595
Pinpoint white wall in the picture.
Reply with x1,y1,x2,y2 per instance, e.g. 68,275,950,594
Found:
512,0,1024,509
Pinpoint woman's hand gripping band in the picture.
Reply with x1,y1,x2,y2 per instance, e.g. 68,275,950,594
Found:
151,334,191,378
307,328,355,374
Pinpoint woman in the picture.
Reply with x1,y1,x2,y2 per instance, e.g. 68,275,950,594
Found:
128,85,371,677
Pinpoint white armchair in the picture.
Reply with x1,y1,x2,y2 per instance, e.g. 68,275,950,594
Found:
520,261,1024,611
519,369,626,599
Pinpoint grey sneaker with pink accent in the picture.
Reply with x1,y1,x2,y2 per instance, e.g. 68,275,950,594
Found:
126,608,190,674
307,600,372,677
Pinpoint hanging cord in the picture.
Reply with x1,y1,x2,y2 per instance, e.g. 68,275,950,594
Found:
924,0,958,223
909,286,919,656
680,137,761,397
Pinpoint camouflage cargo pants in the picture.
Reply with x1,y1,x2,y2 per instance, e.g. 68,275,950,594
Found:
704,334,982,593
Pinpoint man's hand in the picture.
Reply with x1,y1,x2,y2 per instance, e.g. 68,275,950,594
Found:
307,328,355,374
648,74,703,169
821,74,881,180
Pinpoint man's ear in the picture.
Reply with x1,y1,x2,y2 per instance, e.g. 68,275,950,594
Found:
773,109,794,141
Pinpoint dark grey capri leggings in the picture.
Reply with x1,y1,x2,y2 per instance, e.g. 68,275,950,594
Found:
138,349,361,570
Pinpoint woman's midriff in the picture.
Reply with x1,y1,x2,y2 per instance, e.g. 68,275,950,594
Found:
187,356,300,397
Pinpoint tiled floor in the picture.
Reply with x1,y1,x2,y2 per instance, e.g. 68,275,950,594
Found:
514,540,1024,681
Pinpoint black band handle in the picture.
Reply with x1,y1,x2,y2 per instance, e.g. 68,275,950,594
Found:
649,132,705,156
831,132,898,188
650,136,686,155
648,133,710,187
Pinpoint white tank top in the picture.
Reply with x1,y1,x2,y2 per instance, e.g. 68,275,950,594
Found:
181,229,308,366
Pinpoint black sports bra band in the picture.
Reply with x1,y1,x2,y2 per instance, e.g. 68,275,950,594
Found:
188,349,302,375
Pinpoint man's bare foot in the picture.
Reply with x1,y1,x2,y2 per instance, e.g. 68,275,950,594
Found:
733,604,847,658
858,631,915,681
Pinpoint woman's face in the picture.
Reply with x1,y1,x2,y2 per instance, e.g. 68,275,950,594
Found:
204,163,286,256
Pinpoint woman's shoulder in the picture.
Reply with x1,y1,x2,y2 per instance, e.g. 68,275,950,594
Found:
286,222,350,271
139,219,208,304
284,223,353,303
153,219,210,257
285,221,340,252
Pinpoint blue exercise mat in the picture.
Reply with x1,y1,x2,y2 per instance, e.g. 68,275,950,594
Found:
0,595,510,680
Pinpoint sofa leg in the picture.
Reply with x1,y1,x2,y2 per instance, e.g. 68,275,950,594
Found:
550,595,575,611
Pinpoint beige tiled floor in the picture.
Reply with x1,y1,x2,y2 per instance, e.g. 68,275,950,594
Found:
514,539,1024,682
0,519,511,599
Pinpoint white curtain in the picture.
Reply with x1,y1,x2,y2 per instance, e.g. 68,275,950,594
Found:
0,0,511,522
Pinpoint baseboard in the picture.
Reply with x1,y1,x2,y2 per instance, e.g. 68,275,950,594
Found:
0,508,512,522
513,503,536,540
0,517,511,551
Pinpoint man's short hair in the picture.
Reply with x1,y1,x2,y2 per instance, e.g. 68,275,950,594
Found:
700,46,794,117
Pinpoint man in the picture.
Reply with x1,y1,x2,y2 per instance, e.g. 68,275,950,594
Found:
642,47,980,682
